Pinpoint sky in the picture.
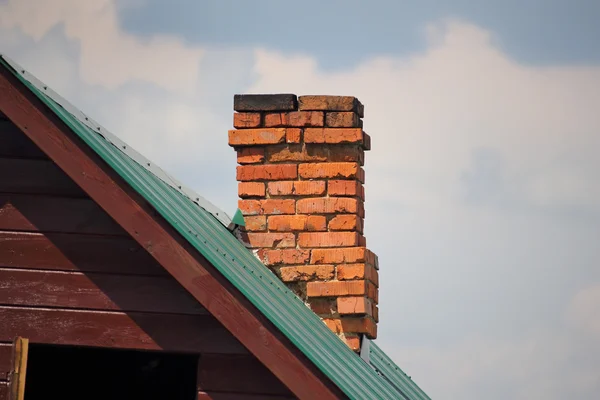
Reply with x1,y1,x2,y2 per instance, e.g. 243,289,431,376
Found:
1,1,599,398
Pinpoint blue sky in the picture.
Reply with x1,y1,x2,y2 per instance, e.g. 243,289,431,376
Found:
1,1,599,399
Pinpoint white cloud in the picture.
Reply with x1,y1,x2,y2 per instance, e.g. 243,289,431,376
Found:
0,0,203,93
1,3,599,399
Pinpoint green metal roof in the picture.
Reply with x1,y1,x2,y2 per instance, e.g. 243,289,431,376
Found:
1,54,430,400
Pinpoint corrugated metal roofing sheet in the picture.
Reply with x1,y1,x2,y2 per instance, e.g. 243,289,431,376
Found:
1,54,430,400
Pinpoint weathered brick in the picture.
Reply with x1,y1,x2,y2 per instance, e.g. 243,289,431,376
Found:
310,247,376,265
342,335,361,352
298,232,360,248
296,198,359,214
237,147,265,164
308,298,335,315
322,317,377,339
363,132,371,151
372,305,379,322
337,263,379,286
328,146,365,165
238,182,265,198
337,296,375,316
245,233,295,248
325,112,362,128
233,112,261,128
307,280,369,297
238,199,295,215
268,215,308,231
306,215,327,231
263,249,310,265
267,181,294,195
328,215,362,232
280,265,334,282
268,215,326,232
228,128,286,146
286,128,302,143
261,199,296,215
298,96,364,117
304,128,364,145
264,111,324,127
268,181,326,196
236,164,297,181
238,200,261,216
244,216,267,231
328,180,363,199
298,162,362,181
234,94,297,112
265,144,328,163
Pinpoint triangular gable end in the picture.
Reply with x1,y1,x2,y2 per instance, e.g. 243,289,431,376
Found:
0,54,430,399
0,110,297,398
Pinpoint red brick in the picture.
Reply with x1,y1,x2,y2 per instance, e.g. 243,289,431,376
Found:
298,232,360,248
246,233,295,248
261,199,295,214
325,112,361,128
337,296,375,316
307,280,369,297
244,216,266,231
268,215,306,231
328,215,362,232
308,298,335,315
236,164,297,181
306,216,327,231
337,264,379,286
265,144,328,163
286,128,302,143
228,128,286,146
268,181,326,196
310,247,376,265
304,128,364,145
323,317,377,339
233,112,261,128
363,132,371,151
238,182,265,198
328,180,363,198
263,249,310,266
237,147,265,164
238,200,261,216
373,305,379,323
342,335,361,352
264,111,324,127
298,96,364,117
298,162,362,180
268,215,326,232
328,146,365,165
238,199,295,215
266,181,294,196
296,198,359,214
280,265,334,282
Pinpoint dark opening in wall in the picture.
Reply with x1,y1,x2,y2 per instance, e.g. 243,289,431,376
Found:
24,343,198,400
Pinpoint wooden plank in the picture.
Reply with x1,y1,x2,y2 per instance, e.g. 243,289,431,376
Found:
0,231,167,275
0,306,247,355
0,158,85,197
0,194,126,236
0,120,47,159
0,62,342,400
8,337,28,400
197,392,295,400
197,354,292,396
0,344,9,381
0,269,207,315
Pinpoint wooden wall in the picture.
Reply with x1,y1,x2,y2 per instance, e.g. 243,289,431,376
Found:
0,112,295,399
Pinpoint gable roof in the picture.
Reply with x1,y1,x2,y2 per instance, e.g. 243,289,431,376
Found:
0,54,430,400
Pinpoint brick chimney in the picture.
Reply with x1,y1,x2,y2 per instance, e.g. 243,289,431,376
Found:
228,94,379,351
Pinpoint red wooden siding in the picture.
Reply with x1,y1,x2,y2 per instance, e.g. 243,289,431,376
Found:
0,114,296,399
